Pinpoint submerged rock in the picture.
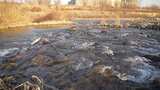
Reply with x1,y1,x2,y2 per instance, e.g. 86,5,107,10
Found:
71,65,139,90
124,56,158,83
73,57,94,71
41,38,50,45
31,55,70,66
87,65,128,81
74,42,95,50
31,55,52,66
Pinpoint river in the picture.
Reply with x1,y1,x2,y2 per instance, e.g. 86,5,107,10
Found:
0,20,160,90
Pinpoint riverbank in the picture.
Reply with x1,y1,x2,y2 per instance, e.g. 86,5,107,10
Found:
0,3,73,30
0,3,160,30
0,20,73,30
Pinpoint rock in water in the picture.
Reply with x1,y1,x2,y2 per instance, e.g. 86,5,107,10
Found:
41,38,50,45
75,42,95,50
31,55,52,66
102,46,114,56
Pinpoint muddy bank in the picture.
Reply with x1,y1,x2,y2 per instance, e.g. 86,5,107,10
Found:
0,20,160,90
0,21,73,30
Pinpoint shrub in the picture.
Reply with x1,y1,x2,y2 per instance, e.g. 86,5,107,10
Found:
30,6,42,12
33,10,67,23
33,13,54,23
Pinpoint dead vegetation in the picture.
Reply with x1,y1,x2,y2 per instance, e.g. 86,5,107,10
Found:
0,75,43,90
30,6,42,12
0,3,30,26
33,10,66,23
0,2,160,29
0,3,70,28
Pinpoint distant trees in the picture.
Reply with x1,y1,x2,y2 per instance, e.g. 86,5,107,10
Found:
68,0,76,5
0,0,26,3
0,0,52,5
81,0,87,6
51,0,61,10
52,0,61,5
0,0,14,3
26,0,50,5
38,0,50,5
142,5,160,10
149,5,160,9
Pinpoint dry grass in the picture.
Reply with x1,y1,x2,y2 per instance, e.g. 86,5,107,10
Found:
30,6,42,12
0,3,160,29
0,3,72,28
0,3,30,26
33,10,66,23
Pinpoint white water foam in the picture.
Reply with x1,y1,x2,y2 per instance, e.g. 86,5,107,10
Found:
0,48,19,57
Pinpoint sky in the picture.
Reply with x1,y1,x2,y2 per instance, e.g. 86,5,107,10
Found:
140,0,160,6
61,0,160,6
3,0,160,6
61,0,70,4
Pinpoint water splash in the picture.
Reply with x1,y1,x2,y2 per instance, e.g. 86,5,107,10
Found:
0,48,19,58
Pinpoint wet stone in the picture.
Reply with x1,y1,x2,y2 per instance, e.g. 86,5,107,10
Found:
31,55,53,66
31,55,71,67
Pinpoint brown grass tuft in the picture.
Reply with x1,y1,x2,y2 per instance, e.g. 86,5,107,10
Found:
33,10,67,23
30,6,42,12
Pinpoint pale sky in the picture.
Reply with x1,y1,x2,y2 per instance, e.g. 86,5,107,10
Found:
3,0,160,6
61,0,70,4
61,0,160,6
140,0,160,6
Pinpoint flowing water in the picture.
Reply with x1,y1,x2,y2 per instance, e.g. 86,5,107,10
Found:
0,20,160,90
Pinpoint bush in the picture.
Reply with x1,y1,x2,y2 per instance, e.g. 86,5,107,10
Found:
33,10,67,23
33,13,54,23
30,6,42,12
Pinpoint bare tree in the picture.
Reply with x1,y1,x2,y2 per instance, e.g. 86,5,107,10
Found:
99,0,107,10
52,0,61,10
81,0,87,6
53,0,61,5
149,5,160,10
38,0,50,5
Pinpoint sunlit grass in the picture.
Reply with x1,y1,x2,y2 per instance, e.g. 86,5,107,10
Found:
0,2,30,26
0,2,159,29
